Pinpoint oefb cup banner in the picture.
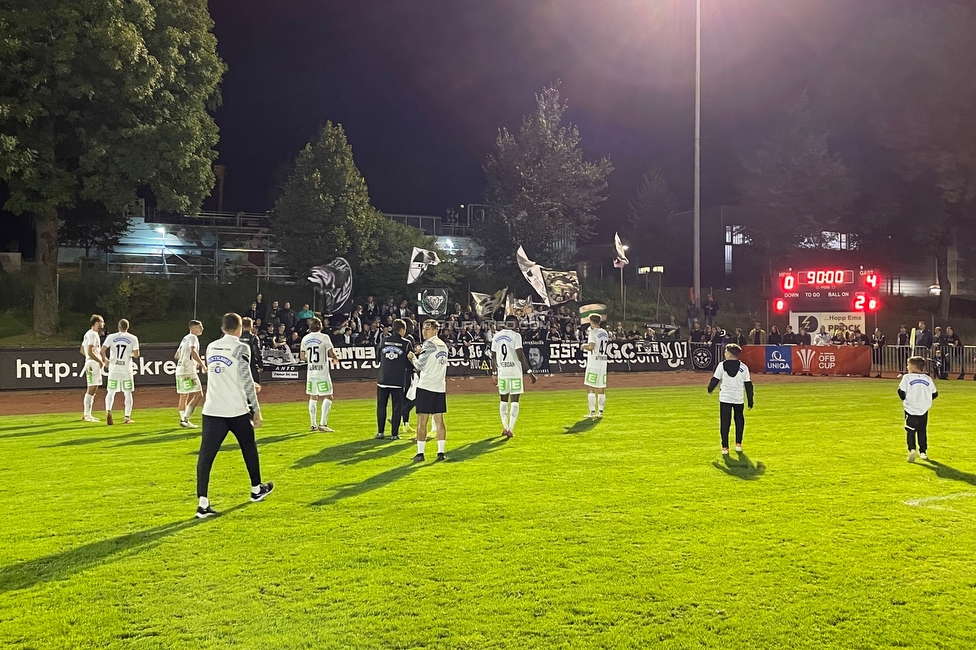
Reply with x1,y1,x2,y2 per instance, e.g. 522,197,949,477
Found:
738,345,871,376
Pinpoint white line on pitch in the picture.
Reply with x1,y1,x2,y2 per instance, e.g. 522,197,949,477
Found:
904,492,976,507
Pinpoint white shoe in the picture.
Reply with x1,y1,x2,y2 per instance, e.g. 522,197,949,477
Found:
596,411,604,419
82,415,99,423
735,444,743,452
919,452,928,460
584,412,596,419
721,447,730,455
907,450,918,463
318,425,335,432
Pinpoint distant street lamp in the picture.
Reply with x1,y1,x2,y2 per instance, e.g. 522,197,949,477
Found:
155,226,168,276
620,244,629,321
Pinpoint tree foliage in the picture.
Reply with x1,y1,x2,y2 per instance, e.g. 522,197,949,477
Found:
627,167,676,265
0,0,225,335
479,83,613,269
737,97,858,263
272,122,380,275
820,4,976,316
58,200,131,258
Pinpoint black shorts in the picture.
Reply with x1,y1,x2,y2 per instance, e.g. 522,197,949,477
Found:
415,388,447,414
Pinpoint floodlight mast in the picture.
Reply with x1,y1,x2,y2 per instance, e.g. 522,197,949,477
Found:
693,0,701,308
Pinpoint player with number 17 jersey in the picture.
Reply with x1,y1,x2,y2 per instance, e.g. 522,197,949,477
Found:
584,325,609,388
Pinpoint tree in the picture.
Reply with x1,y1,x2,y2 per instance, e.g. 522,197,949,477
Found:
737,97,857,267
0,0,224,336
479,83,613,269
820,4,976,317
627,167,676,266
272,122,380,275
58,200,131,259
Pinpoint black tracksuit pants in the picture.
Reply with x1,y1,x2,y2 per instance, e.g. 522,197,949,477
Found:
719,402,745,448
377,386,404,436
905,411,929,453
197,414,262,497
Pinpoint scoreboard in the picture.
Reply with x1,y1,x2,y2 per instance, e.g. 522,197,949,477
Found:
774,268,881,313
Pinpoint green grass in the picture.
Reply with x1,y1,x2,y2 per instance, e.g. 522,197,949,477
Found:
2,381,976,649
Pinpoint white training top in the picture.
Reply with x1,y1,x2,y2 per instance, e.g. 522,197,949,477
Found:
103,331,140,374
491,329,524,379
81,329,101,360
899,372,938,416
176,333,201,375
413,336,449,393
202,334,260,418
586,327,609,366
713,360,752,404
301,332,335,377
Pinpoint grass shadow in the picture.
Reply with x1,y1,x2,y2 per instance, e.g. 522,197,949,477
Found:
712,451,766,481
0,502,247,594
293,438,384,469
918,460,976,487
311,463,424,506
43,427,159,448
116,431,200,447
338,441,412,467
563,418,599,435
444,437,509,462
0,421,74,437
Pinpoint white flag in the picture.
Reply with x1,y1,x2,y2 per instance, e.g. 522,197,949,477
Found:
407,247,441,285
516,246,551,306
614,232,629,268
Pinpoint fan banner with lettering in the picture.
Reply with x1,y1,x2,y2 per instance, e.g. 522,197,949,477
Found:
541,269,580,305
308,257,353,316
407,247,441,285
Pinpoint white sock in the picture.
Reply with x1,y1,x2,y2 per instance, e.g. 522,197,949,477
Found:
437,439,446,454
499,401,509,429
587,393,597,414
598,394,606,412
179,409,186,421
509,402,520,431
320,398,333,426
199,496,209,508
124,392,133,417
251,484,261,494
417,440,426,454
186,405,195,418
105,390,117,412
84,394,94,417
308,399,317,426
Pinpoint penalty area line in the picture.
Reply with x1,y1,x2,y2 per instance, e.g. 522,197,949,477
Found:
903,492,976,507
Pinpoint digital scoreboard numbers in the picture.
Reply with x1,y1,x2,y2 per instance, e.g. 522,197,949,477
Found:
775,268,880,313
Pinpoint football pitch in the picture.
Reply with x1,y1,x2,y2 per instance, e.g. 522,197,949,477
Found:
2,381,975,649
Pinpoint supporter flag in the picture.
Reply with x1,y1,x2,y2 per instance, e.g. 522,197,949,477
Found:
516,246,551,306
542,269,580,305
307,257,353,316
579,303,607,324
613,232,630,269
407,247,441,285
471,288,508,318
506,294,532,317
419,288,448,317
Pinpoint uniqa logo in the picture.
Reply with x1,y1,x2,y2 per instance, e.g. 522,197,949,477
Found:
770,350,787,362
797,347,817,373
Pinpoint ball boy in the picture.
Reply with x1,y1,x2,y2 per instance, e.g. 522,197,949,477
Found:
707,343,754,454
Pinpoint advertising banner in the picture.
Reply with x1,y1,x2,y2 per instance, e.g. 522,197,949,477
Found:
790,312,865,335
738,345,871,376
0,345,184,391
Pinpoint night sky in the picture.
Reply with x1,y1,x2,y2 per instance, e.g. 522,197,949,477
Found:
207,0,896,234
0,0,904,253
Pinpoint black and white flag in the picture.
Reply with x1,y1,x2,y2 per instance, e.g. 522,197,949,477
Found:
471,288,508,318
407,247,441,285
308,257,353,316
542,269,580,305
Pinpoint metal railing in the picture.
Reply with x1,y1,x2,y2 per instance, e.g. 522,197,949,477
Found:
875,345,974,378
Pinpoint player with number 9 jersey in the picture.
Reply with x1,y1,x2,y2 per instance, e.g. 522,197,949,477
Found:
491,327,526,394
